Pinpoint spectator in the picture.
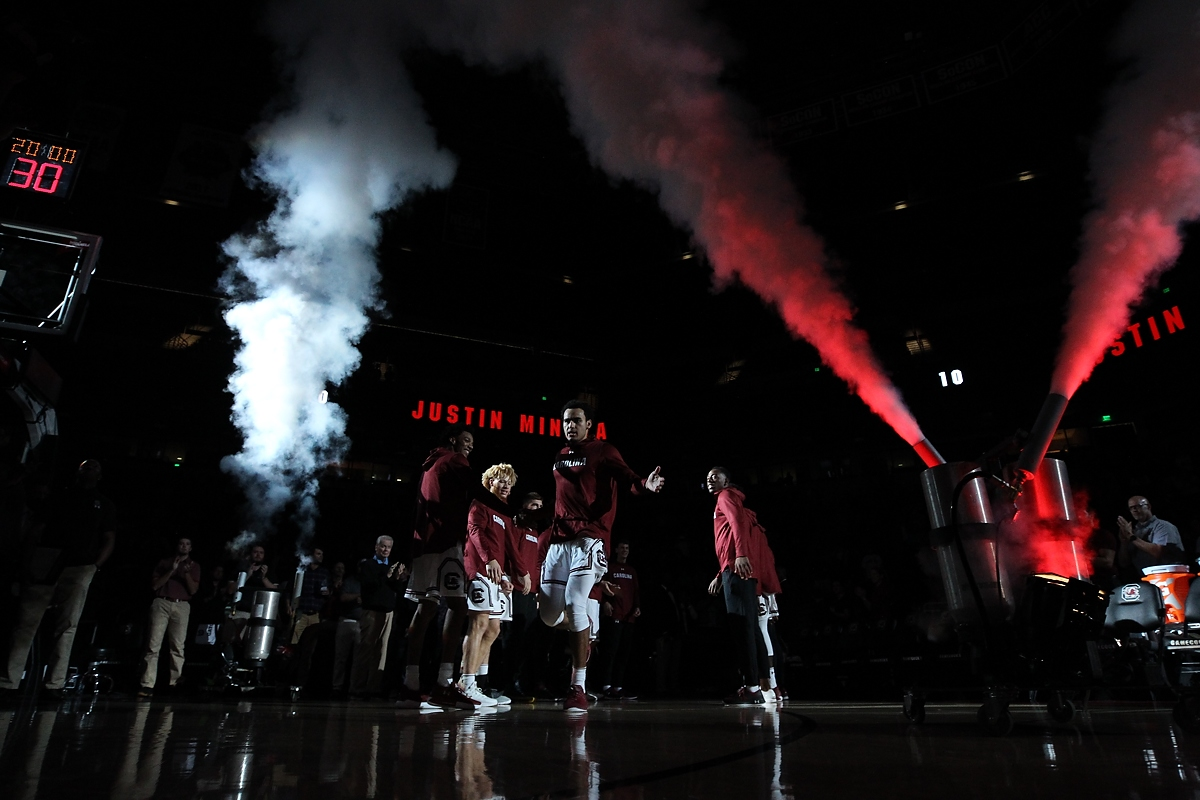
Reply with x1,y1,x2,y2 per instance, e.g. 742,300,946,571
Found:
351,535,406,699
137,536,200,698
329,561,361,696
1118,495,1184,575
292,547,330,644
0,459,116,700
597,540,640,700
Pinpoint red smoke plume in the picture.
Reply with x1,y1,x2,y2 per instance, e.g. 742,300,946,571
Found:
1051,2,1200,398
412,0,926,446
1007,487,1099,581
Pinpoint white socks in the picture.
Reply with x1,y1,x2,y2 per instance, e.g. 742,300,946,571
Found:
573,667,587,690
768,668,777,689
460,673,477,691
478,664,489,677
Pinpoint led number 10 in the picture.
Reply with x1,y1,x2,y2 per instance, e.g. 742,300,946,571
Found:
938,370,964,387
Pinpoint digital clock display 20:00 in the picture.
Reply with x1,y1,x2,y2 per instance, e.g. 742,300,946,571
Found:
4,134,81,197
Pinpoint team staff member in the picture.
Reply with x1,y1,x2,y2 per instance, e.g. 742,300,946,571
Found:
402,427,476,707
540,400,664,712
706,466,769,706
351,535,406,699
138,537,201,697
1118,495,1184,574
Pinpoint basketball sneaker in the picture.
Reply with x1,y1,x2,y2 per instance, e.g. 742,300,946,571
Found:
395,685,428,709
462,684,498,708
431,683,480,710
723,687,765,706
563,684,589,713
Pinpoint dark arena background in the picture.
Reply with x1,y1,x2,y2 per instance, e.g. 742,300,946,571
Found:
3,1,1200,798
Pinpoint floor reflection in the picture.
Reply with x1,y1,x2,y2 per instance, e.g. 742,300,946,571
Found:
4,700,1200,798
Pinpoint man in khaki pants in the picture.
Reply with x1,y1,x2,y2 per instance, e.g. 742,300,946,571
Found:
0,460,116,700
137,537,200,697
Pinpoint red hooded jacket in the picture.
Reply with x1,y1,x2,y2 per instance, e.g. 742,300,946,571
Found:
712,486,768,575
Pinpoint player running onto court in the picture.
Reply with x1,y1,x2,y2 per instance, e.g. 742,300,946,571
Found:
540,400,664,712
706,466,772,706
457,463,531,708
400,427,475,708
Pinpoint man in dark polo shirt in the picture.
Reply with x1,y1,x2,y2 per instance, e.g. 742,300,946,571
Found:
137,536,200,697
0,460,116,699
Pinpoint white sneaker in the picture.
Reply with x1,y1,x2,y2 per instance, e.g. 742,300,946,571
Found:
491,692,512,705
463,684,498,708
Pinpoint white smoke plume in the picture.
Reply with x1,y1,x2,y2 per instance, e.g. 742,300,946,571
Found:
1051,0,1200,398
405,0,928,446
221,0,456,550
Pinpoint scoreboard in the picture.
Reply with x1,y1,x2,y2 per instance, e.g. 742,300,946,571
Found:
3,130,83,199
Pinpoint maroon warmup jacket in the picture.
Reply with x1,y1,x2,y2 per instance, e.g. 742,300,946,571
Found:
550,438,648,550
603,562,640,622
413,447,473,556
513,515,542,592
465,496,527,582
757,540,782,597
712,486,769,574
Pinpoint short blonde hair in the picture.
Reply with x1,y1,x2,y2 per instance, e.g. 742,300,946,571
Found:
482,463,517,488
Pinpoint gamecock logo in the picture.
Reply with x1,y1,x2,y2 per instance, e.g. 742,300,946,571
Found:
1120,584,1142,603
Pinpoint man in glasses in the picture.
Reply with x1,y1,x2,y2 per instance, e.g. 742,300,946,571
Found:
1117,496,1183,575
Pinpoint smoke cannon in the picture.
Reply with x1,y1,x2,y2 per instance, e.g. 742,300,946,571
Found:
920,461,1012,626
919,453,1087,631
1013,393,1068,485
244,591,282,664
912,438,946,468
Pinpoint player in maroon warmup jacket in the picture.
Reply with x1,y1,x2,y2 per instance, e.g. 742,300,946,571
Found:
398,427,475,708
453,463,531,709
597,540,641,700
541,400,664,712
706,466,771,706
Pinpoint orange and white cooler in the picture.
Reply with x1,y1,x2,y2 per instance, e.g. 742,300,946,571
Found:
1142,565,1193,625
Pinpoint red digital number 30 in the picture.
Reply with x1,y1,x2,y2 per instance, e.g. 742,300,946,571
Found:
8,157,37,189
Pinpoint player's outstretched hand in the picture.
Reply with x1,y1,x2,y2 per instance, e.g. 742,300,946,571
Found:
645,466,665,493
